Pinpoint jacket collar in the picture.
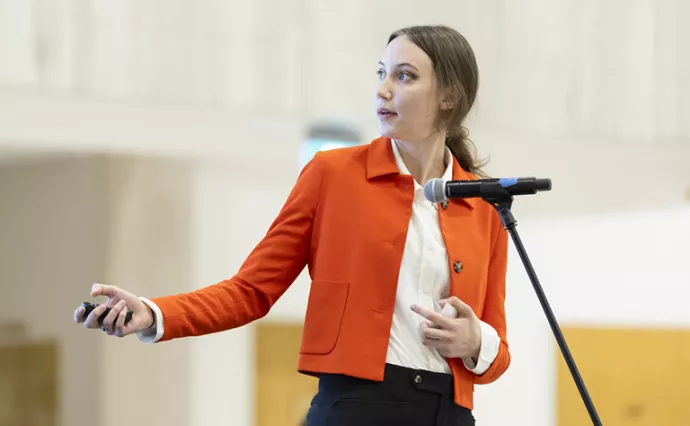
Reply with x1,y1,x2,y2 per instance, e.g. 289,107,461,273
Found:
366,136,476,209
366,136,400,179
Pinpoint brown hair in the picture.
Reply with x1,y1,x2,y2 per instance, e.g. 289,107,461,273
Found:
388,25,487,176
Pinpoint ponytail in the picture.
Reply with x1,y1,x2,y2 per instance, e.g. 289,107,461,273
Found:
445,126,488,178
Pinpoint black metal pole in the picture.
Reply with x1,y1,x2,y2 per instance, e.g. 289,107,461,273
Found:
483,185,602,426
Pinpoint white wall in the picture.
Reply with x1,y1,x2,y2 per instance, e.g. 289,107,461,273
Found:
2,0,689,140
475,206,690,425
2,0,690,162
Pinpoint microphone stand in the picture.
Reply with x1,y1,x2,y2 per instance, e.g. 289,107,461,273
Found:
479,182,602,426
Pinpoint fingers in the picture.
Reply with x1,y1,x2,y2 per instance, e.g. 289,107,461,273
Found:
442,297,474,318
102,300,126,335
410,304,452,329
421,322,449,350
74,306,86,323
90,283,121,299
421,319,434,328
420,321,451,341
114,304,130,337
83,304,108,329
422,337,447,350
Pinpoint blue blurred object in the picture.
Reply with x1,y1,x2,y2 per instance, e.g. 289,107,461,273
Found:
298,138,360,170
299,123,361,170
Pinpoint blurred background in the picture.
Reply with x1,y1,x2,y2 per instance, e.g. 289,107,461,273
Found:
1,1,689,425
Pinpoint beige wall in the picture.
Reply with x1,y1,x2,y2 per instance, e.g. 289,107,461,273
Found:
99,156,195,426
0,156,195,426
0,157,107,426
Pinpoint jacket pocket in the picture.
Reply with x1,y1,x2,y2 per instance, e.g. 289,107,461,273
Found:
300,279,349,355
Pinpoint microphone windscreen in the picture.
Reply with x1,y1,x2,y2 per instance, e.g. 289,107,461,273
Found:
424,178,446,203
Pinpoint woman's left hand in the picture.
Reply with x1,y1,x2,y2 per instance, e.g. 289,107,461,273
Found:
410,297,482,362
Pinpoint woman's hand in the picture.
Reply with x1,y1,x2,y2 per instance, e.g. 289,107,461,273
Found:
73,283,155,337
411,296,482,363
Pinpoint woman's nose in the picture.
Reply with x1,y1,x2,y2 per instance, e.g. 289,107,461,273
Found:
377,82,392,100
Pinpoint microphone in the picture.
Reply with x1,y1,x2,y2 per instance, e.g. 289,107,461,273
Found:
425,175,602,425
424,177,551,203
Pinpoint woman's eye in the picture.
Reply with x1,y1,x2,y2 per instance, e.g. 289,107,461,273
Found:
398,72,412,81
376,69,385,79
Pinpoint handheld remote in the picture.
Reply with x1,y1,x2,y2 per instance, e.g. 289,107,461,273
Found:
81,302,133,325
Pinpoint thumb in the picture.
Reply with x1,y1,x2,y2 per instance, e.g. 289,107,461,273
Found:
443,297,474,317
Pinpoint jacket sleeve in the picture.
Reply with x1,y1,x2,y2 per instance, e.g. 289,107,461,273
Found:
150,153,325,342
470,213,511,384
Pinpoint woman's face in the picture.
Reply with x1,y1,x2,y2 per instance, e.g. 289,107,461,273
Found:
376,36,445,142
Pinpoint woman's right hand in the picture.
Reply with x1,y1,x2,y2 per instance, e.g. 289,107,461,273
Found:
73,283,155,337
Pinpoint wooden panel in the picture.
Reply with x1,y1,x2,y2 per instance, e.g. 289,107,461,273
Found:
557,327,690,426
255,323,317,426
0,341,57,426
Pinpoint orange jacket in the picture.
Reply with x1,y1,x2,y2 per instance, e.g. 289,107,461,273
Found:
151,136,510,409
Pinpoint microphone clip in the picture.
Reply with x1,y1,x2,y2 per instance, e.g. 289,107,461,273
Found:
479,181,517,230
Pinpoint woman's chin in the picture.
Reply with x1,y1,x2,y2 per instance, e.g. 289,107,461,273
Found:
377,124,404,140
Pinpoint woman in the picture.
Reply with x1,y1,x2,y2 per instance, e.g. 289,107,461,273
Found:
74,25,510,426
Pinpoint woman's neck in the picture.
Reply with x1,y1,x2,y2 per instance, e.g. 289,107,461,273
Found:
393,133,448,187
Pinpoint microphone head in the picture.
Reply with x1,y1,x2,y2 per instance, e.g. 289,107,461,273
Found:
424,178,447,203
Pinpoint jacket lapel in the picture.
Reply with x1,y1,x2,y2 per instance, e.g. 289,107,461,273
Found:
439,158,486,309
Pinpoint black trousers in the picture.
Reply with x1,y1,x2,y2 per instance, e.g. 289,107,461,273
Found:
305,363,475,426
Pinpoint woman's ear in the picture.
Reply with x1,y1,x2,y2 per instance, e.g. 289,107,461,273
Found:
439,90,457,111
